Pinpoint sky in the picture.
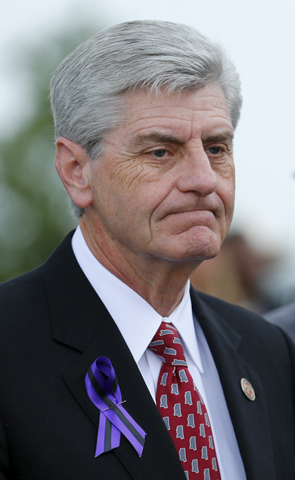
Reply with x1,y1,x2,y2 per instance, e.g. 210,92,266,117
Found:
1,0,295,292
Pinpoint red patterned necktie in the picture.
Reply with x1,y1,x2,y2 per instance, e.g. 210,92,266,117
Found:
149,322,221,480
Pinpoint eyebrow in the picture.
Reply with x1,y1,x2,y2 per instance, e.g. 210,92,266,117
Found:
130,130,234,149
130,132,185,149
204,132,234,144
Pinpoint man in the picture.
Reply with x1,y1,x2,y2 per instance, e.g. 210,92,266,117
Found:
0,20,294,480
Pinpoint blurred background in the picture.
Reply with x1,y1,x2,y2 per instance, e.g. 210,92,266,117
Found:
1,0,295,313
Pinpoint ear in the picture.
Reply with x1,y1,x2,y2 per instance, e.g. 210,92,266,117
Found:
55,137,93,209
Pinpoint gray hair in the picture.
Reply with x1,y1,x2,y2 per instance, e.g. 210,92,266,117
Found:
50,20,242,218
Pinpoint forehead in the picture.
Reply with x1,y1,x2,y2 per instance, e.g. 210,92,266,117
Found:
119,84,233,143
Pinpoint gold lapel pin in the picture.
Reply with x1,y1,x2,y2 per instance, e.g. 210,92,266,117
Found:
240,378,255,401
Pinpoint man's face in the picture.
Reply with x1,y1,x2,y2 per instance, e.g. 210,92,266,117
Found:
86,84,235,265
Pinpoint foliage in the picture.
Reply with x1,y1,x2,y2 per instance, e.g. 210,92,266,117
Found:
0,25,102,282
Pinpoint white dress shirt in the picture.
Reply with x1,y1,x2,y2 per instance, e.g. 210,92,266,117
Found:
72,226,246,480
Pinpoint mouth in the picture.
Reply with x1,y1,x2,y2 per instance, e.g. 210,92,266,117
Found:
163,208,216,220
160,210,217,234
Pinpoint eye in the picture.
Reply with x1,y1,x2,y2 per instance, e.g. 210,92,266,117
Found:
208,146,223,155
152,149,168,158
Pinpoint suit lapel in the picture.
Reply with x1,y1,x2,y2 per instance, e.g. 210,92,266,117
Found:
62,312,186,480
43,233,186,480
190,288,277,480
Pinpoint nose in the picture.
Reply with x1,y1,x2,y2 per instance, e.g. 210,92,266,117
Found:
176,146,218,197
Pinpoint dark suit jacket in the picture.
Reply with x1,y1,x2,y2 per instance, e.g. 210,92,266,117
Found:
1,232,295,479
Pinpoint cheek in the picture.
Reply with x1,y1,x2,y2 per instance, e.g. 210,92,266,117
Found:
109,152,175,196
221,167,235,213
222,189,235,238
216,178,235,227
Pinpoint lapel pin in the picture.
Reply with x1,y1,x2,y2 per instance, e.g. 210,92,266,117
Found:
240,378,255,401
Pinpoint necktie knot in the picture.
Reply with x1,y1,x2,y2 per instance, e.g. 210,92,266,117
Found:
149,322,187,367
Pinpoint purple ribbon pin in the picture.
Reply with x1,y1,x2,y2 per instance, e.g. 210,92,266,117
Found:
85,356,146,458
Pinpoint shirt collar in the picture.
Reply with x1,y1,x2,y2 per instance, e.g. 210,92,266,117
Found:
72,226,203,373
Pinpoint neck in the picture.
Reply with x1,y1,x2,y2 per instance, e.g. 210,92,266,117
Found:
79,219,201,317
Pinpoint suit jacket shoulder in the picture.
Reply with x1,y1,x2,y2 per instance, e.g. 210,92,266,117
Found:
190,288,295,480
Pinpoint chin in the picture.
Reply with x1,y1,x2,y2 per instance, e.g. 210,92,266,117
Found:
169,230,222,262
157,242,221,264
149,226,223,263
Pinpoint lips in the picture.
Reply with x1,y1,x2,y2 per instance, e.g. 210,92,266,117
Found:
158,210,217,237
161,204,218,220
167,209,215,221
